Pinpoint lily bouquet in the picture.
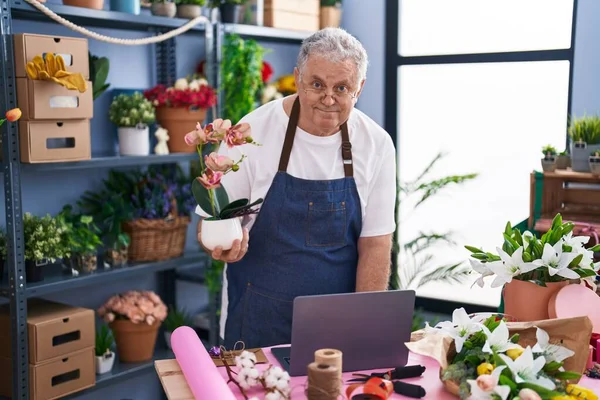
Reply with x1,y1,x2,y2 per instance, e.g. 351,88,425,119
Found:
184,118,263,221
466,214,600,288
430,309,595,400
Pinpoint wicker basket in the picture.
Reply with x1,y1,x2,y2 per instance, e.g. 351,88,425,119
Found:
123,215,190,262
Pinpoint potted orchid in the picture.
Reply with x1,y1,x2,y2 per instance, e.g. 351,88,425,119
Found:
185,119,263,250
540,145,557,172
466,213,600,322
420,308,595,400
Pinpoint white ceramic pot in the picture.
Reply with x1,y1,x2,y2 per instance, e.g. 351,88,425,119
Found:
96,351,115,374
201,218,243,251
541,158,557,172
164,331,172,350
118,126,150,156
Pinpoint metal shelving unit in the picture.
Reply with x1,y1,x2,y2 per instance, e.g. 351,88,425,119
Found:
0,0,308,398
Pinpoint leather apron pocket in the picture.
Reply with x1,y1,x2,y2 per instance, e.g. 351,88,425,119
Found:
241,283,294,348
306,200,347,247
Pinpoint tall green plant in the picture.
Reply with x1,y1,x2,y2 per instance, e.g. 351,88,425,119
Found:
221,34,266,124
390,153,478,292
568,114,600,145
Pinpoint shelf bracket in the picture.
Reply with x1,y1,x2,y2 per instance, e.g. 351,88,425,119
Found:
1,0,29,399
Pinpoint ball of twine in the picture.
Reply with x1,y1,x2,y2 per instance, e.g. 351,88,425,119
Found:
305,362,343,400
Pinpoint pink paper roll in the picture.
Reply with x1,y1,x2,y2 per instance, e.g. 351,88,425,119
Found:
171,326,236,400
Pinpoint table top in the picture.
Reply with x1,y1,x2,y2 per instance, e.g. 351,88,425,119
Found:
156,345,600,399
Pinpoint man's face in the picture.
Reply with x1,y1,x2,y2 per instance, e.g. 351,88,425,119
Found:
294,55,365,135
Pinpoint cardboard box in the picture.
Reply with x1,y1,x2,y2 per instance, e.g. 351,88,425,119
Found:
19,120,92,164
264,0,319,15
16,78,93,121
13,33,89,79
0,347,95,400
0,300,95,364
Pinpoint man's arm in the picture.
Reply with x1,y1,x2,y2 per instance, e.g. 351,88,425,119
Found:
356,234,393,291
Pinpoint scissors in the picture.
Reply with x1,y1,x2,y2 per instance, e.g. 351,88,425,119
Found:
346,365,427,399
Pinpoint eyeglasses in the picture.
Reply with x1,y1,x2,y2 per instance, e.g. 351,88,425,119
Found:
300,79,358,103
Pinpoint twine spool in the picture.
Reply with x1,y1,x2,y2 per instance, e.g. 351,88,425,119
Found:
306,362,342,400
314,348,343,372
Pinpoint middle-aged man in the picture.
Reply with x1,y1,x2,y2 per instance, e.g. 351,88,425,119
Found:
196,27,397,349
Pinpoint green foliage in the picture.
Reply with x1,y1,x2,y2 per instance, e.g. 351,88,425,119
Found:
108,92,155,128
221,34,266,124
176,0,206,5
541,145,557,157
164,306,193,332
57,205,103,256
321,0,342,6
568,114,600,145
95,325,114,357
23,213,70,262
205,258,225,295
466,213,599,285
89,52,110,100
390,152,478,291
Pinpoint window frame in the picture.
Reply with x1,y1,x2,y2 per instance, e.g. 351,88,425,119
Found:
384,0,579,313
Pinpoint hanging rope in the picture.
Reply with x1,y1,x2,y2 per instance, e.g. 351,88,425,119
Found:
23,0,209,45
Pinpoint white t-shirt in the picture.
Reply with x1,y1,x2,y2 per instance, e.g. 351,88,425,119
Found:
194,97,397,338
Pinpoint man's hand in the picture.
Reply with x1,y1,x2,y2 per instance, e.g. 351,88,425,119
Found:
197,219,250,263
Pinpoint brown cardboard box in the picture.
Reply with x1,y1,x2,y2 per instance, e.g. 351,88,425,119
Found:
16,78,93,121
13,33,89,79
19,120,92,163
264,0,319,31
0,347,95,400
0,299,95,364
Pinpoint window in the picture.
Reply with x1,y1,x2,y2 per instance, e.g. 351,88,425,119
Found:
386,0,577,308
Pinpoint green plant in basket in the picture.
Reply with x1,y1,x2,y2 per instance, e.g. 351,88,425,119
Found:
95,324,114,357
109,92,155,128
465,213,600,288
429,308,596,399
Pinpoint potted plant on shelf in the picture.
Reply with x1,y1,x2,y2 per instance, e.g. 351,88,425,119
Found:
150,0,177,17
23,213,70,283
163,306,192,350
320,0,342,28
62,0,105,10
590,150,600,175
568,114,600,172
144,77,217,154
109,91,156,156
97,290,168,363
556,149,571,170
208,0,246,23
185,118,263,250
466,213,600,322
175,0,205,18
540,144,557,172
58,205,103,274
89,52,110,100
95,325,115,375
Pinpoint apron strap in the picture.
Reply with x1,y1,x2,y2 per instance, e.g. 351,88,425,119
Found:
278,96,354,178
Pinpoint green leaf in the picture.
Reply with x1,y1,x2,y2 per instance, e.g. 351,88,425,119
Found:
517,382,563,398
218,198,249,218
590,244,600,252
220,198,263,219
191,179,230,217
551,213,563,229
574,267,597,278
504,221,513,236
543,361,563,373
522,252,533,262
465,245,483,253
553,371,581,380
513,229,524,246
503,233,520,251
498,375,517,392
567,253,583,268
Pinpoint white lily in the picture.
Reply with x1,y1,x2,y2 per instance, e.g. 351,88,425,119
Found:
469,258,495,288
466,366,510,400
533,242,579,279
499,347,556,390
488,247,538,287
425,307,481,353
532,327,574,363
562,231,590,249
481,321,521,354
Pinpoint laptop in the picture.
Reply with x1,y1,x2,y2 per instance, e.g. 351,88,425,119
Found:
271,289,415,376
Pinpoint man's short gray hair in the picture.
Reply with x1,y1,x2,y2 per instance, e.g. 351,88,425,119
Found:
297,27,368,85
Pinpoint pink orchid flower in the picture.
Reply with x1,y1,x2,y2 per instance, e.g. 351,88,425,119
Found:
225,123,252,147
197,169,223,190
184,123,208,146
205,118,232,143
205,152,234,172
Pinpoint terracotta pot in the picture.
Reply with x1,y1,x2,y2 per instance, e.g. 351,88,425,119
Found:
151,2,176,17
320,6,342,28
155,107,207,153
503,279,570,322
63,0,104,10
109,319,160,363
